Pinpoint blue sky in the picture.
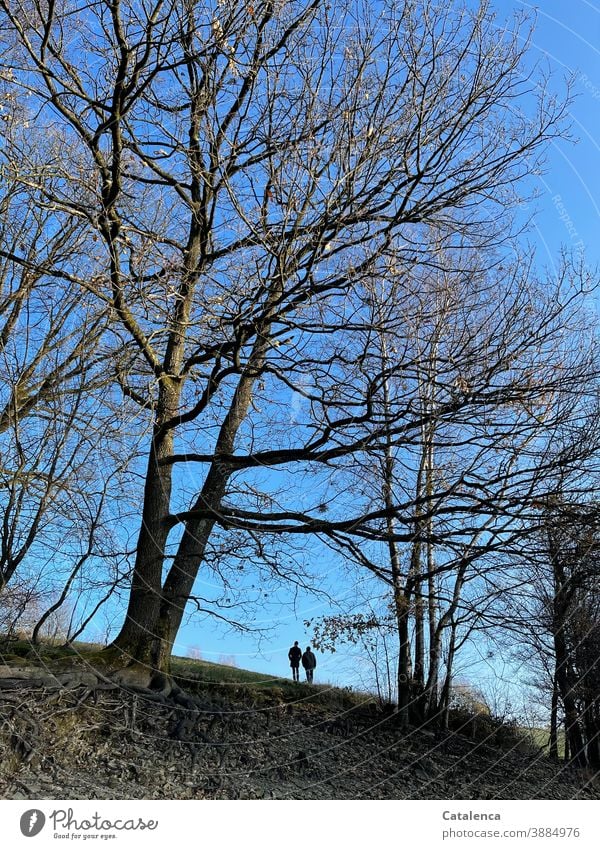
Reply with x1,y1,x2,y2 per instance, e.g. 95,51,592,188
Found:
176,0,600,687
77,0,600,695
513,1,600,271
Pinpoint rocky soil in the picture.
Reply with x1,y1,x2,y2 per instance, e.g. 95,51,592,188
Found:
0,677,597,800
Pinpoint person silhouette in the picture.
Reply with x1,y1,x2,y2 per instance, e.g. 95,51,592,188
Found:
302,646,317,683
288,641,302,681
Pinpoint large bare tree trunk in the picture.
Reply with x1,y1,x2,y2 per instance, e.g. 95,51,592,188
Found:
425,530,439,719
425,622,444,721
549,673,559,760
396,604,414,729
439,620,458,732
411,439,427,703
152,290,278,670
113,427,176,664
549,529,588,768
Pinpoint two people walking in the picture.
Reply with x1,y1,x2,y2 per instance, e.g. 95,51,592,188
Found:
288,641,317,683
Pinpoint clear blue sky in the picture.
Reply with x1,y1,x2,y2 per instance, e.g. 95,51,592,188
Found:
82,0,600,694
513,0,600,270
176,0,600,687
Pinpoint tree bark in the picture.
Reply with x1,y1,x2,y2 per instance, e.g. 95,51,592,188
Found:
549,673,559,760
112,381,180,665
549,528,588,768
152,281,279,669
439,620,458,732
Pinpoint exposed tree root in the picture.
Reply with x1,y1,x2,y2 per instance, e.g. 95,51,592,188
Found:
0,663,225,744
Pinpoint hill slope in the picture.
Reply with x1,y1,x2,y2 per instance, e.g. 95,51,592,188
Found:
0,647,597,800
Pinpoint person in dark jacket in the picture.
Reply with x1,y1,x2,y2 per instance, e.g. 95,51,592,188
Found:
302,646,317,683
288,641,302,681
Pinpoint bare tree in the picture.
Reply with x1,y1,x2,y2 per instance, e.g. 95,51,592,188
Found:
0,168,118,594
310,252,600,729
0,0,574,682
503,498,600,769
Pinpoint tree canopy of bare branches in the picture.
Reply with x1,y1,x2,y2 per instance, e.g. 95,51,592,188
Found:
1,0,596,688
